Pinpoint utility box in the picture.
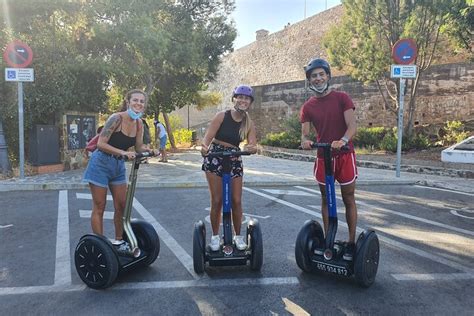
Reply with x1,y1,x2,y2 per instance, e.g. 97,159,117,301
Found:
29,125,60,166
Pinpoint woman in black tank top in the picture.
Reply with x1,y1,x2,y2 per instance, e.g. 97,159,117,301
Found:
83,89,159,249
200,85,258,251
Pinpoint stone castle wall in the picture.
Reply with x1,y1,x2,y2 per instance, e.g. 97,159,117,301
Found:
250,62,474,139
174,5,472,139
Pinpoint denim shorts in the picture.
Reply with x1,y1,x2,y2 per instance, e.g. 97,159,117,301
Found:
201,143,243,178
83,150,127,188
159,135,167,150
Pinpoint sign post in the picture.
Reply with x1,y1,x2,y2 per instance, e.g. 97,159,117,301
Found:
391,39,417,178
3,40,34,179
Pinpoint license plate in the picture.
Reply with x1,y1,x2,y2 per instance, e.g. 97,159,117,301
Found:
315,261,349,276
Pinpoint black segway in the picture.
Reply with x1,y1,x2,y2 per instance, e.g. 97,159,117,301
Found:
75,152,160,289
193,150,263,273
295,143,379,287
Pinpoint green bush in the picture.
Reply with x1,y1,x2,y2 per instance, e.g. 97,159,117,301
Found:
441,120,469,146
354,127,387,149
173,128,193,145
380,132,398,152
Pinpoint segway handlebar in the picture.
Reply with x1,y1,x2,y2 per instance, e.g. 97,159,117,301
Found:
207,150,252,158
122,151,158,161
299,143,350,151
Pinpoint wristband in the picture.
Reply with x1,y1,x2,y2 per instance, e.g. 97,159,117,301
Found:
341,136,349,144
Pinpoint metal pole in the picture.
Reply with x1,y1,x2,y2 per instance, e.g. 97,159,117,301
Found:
187,104,190,130
18,81,25,179
395,78,405,178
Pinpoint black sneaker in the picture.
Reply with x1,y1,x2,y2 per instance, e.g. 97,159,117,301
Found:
343,242,355,261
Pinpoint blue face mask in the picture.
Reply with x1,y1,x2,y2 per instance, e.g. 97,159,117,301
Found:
127,108,143,120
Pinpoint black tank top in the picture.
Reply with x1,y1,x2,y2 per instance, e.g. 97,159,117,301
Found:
108,116,137,150
214,110,242,147
108,131,136,151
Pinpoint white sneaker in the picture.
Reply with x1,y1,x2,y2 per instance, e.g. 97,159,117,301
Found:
210,235,221,251
234,235,247,250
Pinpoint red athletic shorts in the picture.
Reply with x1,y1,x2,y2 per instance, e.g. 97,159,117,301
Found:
313,152,358,186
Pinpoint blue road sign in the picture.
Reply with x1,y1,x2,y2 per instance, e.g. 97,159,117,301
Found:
392,39,417,64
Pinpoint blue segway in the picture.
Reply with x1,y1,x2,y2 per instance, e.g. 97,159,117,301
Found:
193,150,263,273
75,152,160,289
295,143,379,287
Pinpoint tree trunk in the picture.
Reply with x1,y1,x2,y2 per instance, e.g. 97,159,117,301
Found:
405,71,422,139
162,112,176,149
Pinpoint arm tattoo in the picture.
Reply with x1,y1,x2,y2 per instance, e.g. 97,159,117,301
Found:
102,114,121,139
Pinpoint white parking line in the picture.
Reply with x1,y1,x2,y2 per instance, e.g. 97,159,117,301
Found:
0,277,299,296
296,186,474,237
132,198,201,280
243,187,474,277
54,190,71,286
414,185,474,197
392,273,474,281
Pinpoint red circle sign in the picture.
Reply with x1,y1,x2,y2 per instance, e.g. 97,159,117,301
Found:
392,38,417,64
3,40,34,68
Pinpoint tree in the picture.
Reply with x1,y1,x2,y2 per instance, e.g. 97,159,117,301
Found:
0,0,109,163
86,0,236,148
323,0,470,138
441,0,473,59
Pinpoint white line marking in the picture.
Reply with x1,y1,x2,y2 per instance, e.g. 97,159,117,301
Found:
392,273,474,281
262,189,312,196
450,208,474,219
243,187,474,275
0,277,299,296
414,185,474,197
132,198,200,280
79,210,115,220
0,224,13,228
54,190,71,286
296,186,474,237
76,193,113,201
243,213,271,219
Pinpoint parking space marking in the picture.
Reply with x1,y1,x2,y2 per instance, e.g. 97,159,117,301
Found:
414,185,474,197
392,272,474,281
262,189,313,196
55,190,71,286
76,192,113,201
0,277,299,296
296,186,474,237
79,210,114,219
132,197,200,280
0,224,13,228
244,187,474,278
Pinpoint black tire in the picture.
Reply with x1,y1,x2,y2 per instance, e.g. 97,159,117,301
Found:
129,219,160,266
193,220,206,274
74,234,119,289
295,220,324,273
247,219,263,271
354,230,380,288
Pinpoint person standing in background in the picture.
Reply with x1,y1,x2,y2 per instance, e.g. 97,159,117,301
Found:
154,120,168,162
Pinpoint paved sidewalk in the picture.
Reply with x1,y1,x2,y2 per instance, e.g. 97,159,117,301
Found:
0,150,473,194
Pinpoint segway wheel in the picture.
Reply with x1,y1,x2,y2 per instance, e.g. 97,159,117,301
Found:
295,220,324,273
354,230,380,288
192,220,206,274
247,219,263,271
74,234,119,289
125,219,160,267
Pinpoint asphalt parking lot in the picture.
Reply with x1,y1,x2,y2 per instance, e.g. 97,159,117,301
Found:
1,184,473,315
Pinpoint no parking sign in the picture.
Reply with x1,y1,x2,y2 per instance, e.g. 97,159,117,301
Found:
3,40,33,68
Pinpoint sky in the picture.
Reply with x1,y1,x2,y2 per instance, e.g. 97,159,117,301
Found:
231,0,342,49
